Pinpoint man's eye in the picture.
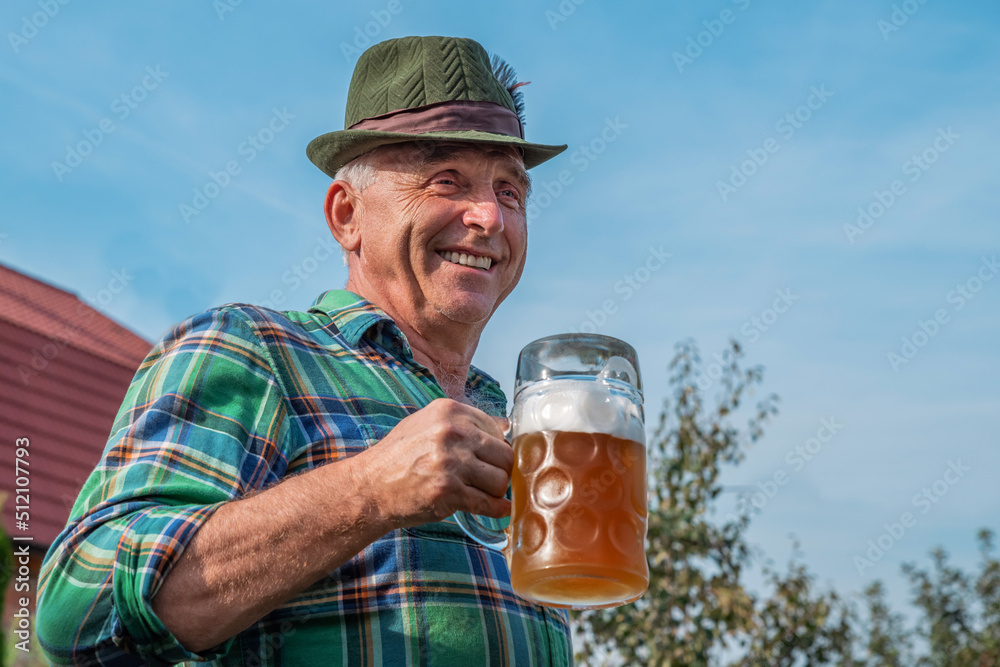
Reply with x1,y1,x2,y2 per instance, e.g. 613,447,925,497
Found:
498,188,519,199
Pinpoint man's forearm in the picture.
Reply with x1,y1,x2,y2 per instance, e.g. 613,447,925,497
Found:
151,454,390,653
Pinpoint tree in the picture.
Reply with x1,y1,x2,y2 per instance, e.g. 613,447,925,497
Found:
859,581,912,666
736,547,857,666
903,529,1000,667
571,340,997,666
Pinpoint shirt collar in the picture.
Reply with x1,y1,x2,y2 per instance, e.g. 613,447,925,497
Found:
308,289,412,355
305,290,505,399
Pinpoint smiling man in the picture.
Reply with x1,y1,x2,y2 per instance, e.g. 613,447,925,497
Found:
37,36,570,666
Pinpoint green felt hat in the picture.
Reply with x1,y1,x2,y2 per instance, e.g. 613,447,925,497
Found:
307,36,567,178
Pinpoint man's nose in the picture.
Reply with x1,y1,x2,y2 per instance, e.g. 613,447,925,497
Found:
463,192,504,235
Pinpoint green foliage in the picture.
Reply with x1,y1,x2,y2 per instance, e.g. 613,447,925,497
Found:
860,581,912,666
736,550,857,666
903,529,1000,667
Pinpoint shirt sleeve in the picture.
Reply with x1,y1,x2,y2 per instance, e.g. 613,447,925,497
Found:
36,307,293,666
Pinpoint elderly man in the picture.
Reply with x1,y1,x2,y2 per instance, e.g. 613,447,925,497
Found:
37,36,571,665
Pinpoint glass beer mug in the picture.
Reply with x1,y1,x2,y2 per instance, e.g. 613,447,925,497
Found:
457,334,649,609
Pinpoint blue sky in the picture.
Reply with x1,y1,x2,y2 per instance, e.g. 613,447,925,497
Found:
3,0,998,627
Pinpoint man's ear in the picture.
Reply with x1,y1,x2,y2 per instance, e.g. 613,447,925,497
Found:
325,181,361,252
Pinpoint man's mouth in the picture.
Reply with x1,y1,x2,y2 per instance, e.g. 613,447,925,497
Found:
437,250,493,271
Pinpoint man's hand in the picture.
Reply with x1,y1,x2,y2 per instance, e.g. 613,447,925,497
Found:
355,398,513,528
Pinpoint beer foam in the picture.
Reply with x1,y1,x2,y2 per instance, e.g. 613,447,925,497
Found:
513,379,645,443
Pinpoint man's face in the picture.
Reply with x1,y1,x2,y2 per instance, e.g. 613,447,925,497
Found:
349,143,530,330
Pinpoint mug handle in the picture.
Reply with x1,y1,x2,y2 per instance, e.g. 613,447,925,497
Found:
454,512,508,551
454,418,513,551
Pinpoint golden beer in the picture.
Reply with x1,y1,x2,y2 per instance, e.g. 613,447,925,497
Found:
454,335,647,609
508,430,648,608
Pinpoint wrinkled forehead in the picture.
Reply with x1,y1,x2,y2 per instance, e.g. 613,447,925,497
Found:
379,141,530,191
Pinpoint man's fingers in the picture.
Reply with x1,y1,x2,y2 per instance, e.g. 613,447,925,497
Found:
465,458,511,499
443,400,505,435
462,408,508,441
467,488,511,519
443,403,510,458
473,435,514,474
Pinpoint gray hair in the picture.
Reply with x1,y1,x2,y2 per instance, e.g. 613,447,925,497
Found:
332,149,386,264
333,149,384,192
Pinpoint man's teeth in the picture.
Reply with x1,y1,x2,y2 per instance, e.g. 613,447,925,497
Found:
439,251,492,270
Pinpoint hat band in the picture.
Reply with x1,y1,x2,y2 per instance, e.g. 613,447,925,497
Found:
348,100,524,140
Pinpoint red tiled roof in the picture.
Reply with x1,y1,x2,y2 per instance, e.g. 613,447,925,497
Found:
0,263,151,365
0,262,152,548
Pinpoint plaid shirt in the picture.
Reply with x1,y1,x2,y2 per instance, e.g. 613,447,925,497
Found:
37,290,573,666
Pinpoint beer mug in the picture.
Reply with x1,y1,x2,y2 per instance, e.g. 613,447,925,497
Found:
456,334,648,609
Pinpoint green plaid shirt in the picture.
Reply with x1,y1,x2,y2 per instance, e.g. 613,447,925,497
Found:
37,290,573,666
